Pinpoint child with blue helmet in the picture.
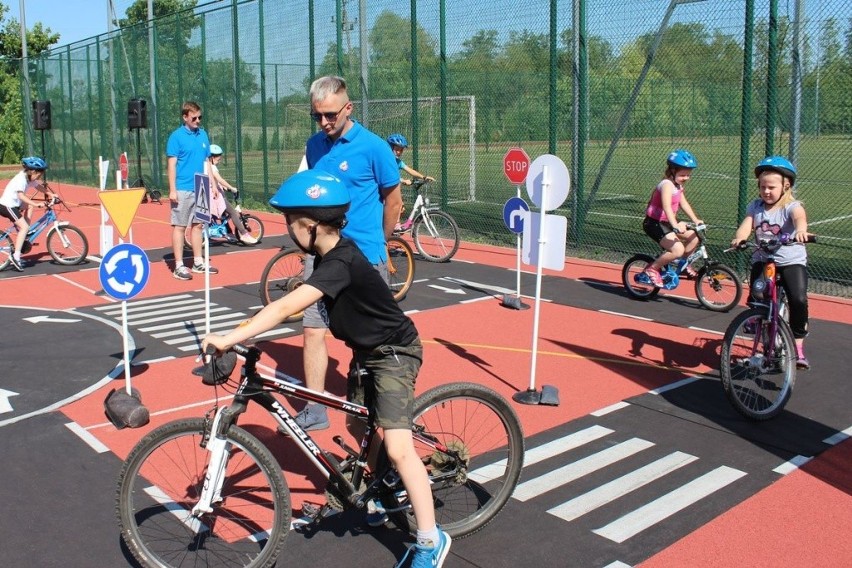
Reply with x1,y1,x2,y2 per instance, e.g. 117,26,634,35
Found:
641,149,704,287
731,156,812,369
0,156,57,271
203,169,451,568
387,134,435,232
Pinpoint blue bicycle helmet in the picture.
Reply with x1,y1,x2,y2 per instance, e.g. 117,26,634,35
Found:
22,156,47,171
387,133,408,148
754,156,796,185
269,170,350,225
666,149,697,169
209,144,224,156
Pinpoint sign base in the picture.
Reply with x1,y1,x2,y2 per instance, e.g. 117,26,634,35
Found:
513,385,560,406
501,294,530,310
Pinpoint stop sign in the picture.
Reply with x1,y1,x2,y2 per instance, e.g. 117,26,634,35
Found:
503,147,530,185
119,153,129,183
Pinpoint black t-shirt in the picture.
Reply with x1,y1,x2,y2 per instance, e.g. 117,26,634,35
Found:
306,238,418,351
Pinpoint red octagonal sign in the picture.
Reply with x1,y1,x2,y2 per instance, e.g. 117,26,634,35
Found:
503,147,530,185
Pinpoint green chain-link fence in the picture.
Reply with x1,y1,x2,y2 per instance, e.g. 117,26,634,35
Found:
15,0,852,295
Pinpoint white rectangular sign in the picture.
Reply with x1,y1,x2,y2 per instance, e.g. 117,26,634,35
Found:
522,212,567,271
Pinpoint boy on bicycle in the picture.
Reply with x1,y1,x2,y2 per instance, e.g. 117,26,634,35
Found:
203,169,451,568
0,156,56,272
387,134,434,232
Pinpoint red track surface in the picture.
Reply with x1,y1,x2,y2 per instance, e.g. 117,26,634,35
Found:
5,181,851,566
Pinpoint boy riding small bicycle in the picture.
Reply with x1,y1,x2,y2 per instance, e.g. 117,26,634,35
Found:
202,169,451,568
0,156,57,271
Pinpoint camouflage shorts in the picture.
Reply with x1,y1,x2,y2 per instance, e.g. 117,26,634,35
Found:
347,338,422,430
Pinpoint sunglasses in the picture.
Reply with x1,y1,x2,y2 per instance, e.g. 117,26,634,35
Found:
310,103,348,123
188,114,202,122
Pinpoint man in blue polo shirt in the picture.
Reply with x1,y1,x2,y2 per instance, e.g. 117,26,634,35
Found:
295,76,402,432
166,101,217,280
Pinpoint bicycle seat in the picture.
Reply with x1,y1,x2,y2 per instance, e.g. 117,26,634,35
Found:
192,351,238,385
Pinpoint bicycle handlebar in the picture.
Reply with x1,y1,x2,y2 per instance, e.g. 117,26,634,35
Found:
726,233,817,253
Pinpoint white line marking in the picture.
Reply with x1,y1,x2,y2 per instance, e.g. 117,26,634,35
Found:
687,326,724,335
128,306,231,326
591,401,630,416
97,297,203,315
593,465,747,543
598,310,653,321
94,294,194,310
143,486,209,534
65,421,110,453
649,376,701,394
548,451,698,522
460,296,494,304
513,438,655,501
470,425,613,484
823,425,852,446
150,317,248,338
773,455,813,474
141,312,245,333
603,562,633,568
52,273,102,296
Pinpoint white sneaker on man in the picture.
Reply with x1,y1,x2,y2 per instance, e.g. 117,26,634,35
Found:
239,233,258,245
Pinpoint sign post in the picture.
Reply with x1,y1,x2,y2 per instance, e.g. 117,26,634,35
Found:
513,154,571,407
194,173,213,336
100,243,151,429
502,147,531,309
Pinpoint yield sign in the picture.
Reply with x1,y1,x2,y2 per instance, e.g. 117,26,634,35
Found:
98,188,146,238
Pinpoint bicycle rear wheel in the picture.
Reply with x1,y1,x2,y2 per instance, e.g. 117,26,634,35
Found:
720,309,796,420
386,382,524,539
412,210,460,262
694,263,742,312
622,254,660,300
0,233,13,270
258,248,306,321
116,418,290,568
46,224,89,265
387,236,415,301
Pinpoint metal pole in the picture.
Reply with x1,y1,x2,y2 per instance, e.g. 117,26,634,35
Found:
739,0,756,225
765,0,779,156
148,0,160,186
359,0,368,126
789,0,804,166
18,0,34,154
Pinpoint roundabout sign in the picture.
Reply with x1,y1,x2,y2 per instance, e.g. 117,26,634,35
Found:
99,243,150,301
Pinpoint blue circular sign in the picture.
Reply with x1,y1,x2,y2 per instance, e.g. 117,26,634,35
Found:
503,197,530,234
99,243,150,301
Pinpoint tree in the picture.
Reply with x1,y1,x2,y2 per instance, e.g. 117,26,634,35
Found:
0,4,59,162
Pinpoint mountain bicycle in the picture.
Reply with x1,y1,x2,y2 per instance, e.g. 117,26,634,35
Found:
258,235,415,317
394,178,460,262
184,190,264,248
719,233,816,421
621,223,742,312
1,195,89,270
116,343,524,568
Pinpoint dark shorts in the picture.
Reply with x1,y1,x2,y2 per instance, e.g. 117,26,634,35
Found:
643,216,674,244
0,204,23,223
347,338,422,430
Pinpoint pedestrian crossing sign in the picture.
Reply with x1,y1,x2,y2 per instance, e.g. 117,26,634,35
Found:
194,173,211,224
98,188,146,238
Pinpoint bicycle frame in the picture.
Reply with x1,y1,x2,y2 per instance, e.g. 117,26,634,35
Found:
1,200,73,250
194,345,449,519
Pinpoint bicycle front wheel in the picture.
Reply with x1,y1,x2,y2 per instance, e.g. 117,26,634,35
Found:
386,382,524,539
47,224,89,265
258,248,306,322
720,309,796,420
0,233,13,270
387,236,415,301
695,263,742,312
412,210,460,262
241,215,264,243
117,418,290,568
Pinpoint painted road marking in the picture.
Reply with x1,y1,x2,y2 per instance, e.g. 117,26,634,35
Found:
592,466,747,543
92,293,296,353
65,421,110,453
548,451,698,522
513,438,656,501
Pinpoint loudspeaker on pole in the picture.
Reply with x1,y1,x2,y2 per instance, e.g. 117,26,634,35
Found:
128,98,148,130
32,100,51,130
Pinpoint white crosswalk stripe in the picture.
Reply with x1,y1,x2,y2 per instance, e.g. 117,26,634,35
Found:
501,423,747,544
93,293,297,352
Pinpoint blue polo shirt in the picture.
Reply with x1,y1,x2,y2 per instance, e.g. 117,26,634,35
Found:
306,121,400,264
166,125,210,191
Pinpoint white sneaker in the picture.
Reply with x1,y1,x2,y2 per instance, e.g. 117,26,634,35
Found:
239,233,258,245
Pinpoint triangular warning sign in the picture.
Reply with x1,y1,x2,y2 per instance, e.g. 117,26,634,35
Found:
99,188,147,238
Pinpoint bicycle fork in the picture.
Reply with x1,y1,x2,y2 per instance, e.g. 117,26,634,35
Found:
192,406,232,517
49,220,73,248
